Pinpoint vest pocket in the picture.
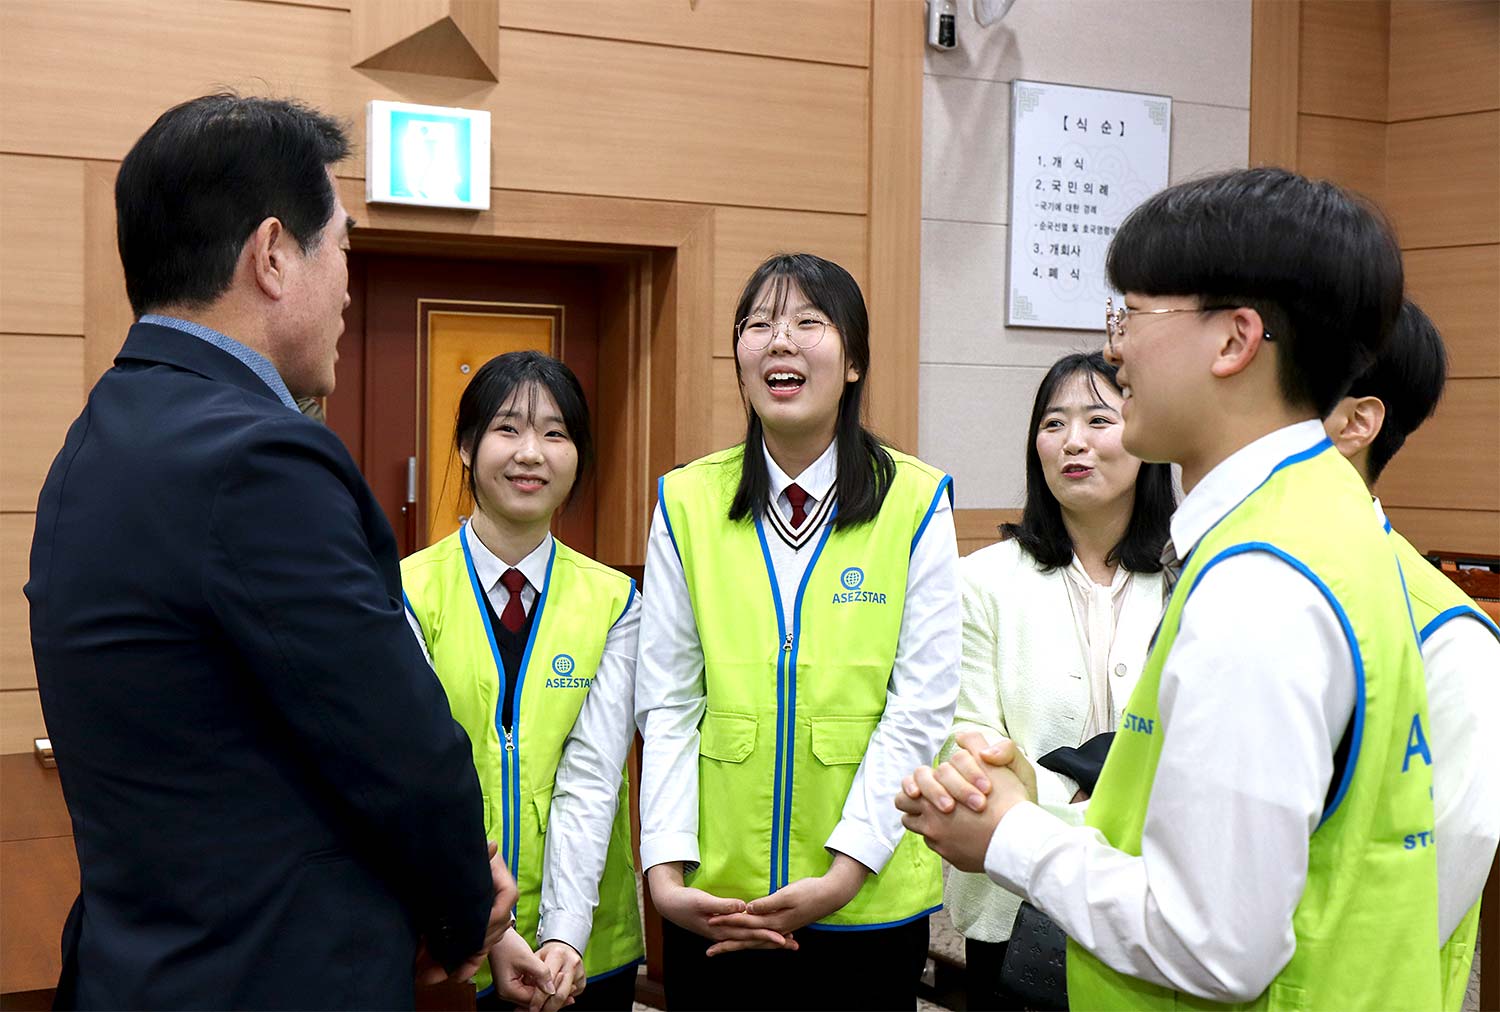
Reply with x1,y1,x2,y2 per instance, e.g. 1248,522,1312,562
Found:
811,715,881,765
532,785,553,834
699,710,758,762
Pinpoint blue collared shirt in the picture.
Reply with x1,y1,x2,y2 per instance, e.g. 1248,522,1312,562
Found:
139,314,299,411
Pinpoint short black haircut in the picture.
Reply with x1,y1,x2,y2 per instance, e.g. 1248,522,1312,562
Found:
1002,351,1175,573
115,93,350,315
1346,300,1448,484
454,351,594,511
728,253,895,530
1106,167,1403,417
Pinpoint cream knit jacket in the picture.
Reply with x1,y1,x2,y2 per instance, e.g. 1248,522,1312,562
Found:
941,537,1166,943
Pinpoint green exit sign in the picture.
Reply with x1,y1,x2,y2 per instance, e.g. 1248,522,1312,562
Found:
366,100,490,211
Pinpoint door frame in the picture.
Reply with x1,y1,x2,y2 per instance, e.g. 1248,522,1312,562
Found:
340,180,715,567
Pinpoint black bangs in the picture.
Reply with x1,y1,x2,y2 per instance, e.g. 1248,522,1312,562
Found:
1104,167,1403,418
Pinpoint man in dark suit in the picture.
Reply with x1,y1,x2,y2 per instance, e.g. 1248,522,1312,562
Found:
25,94,525,1009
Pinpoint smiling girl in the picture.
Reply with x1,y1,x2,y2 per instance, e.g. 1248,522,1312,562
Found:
942,350,1173,1009
635,253,960,1010
401,352,643,1010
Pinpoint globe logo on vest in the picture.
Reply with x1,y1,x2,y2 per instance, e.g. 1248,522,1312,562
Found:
832,566,886,605
545,653,591,689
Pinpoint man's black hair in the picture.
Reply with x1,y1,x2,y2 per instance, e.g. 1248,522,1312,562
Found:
115,93,350,315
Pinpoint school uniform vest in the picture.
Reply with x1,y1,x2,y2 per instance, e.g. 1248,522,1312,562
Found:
1389,527,1500,1012
658,444,950,927
402,529,644,986
1067,441,1440,1011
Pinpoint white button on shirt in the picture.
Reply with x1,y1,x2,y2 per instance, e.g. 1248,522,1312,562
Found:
405,528,641,956
983,420,1365,1002
635,439,961,878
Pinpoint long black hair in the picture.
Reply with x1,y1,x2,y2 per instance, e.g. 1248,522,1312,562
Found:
727,254,894,529
453,351,594,511
1002,351,1174,573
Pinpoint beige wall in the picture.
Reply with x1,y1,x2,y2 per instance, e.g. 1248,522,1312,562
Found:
916,0,1252,527
0,0,923,753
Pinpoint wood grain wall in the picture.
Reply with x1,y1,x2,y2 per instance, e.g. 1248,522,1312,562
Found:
0,0,925,753
1251,0,1499,559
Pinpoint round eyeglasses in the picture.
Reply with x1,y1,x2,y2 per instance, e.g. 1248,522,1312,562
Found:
1104,297,1270,354
736,313,831,351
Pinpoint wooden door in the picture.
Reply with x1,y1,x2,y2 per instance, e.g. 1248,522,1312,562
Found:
329,254,602,559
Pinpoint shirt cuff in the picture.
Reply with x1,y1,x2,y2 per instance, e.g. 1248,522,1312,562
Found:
640,832,700,874
825,819,896,875
983,800,1067,897
537,910,592,957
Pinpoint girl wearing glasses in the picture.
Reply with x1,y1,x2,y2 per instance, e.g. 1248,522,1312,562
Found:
402,352,644,1011
941,350,1173,1009
636,253,960,1011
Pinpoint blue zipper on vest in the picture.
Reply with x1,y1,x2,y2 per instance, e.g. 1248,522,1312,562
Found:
461,524,557,890
754,510,837,893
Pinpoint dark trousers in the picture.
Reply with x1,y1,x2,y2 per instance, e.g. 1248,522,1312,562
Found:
661,915,930,1011
477,962,637,1012
964,938,1026,1012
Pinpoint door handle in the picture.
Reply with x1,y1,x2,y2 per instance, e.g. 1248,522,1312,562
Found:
34,736,55,768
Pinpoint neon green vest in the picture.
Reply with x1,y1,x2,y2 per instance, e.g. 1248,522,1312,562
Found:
1388,526,1500,1011
402,529,644,987
1068,440,1440,1011
658,444,950,927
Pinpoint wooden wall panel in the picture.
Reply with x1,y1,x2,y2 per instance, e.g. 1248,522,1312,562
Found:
493,30,868,212
1296,114,1385,201
1250,0,1300,167
1404,244,1500,379
1388,0,1500,121
955,507,1021,557
0,157,84,337
0,1,868,213
0,691,47,756
1386,111,1500,249
83,162,135,389
0,338,84,514
500,0,871,68
1384,505,1500,557
711,357,745,454
1298,0,1388,121
1,515,36,693
710,208,868,358
1378,378,1499,511
866,0,922,452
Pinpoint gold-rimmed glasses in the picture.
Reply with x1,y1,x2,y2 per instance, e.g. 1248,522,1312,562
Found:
736,312,832,351
1104,297,1268,354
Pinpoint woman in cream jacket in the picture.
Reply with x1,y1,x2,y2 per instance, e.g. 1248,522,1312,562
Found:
944,351,1175,1009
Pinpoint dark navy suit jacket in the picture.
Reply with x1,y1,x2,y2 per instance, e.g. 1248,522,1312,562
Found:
26,322,493,1010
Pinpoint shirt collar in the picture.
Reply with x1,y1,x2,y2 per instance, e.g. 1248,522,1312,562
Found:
463,524,553,596
762,437,838,505
138,314,299,411
1169,419,1330,560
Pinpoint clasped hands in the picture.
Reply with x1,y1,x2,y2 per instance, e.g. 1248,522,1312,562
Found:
416,842,576,1011
648,853,870,956
894,731,1038,873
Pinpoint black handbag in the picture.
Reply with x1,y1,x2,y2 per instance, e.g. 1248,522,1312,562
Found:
998,901,1069,1011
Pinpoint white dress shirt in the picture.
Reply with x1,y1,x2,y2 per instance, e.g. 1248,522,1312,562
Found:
1375,499,1500,943
983,420,1362,1002
636,438,961,879
406,528,640,956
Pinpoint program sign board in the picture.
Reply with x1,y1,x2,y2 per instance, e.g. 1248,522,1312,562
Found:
367,100,491,211
1007,81,1171,330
